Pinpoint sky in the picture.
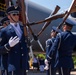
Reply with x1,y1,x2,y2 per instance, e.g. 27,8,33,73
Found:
30,0,72,12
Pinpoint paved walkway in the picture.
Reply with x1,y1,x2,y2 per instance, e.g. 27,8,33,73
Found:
27,70,76,75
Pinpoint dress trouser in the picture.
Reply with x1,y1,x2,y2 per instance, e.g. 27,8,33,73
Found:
46,68,50,75
1,70,8,75
47,65,71,75
46,63,56,75
46,63,51,75
58,67,71,75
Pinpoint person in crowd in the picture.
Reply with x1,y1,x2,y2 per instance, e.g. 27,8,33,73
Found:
1,16,9,27
47,16,76,75
0,23,3,75
39,56,45,72
32,54,39,71
0,17,9,75
44,26,61,75
0,5,28,75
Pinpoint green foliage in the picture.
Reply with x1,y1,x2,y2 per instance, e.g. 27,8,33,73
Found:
35,53,76,66
37,54,45,59
72,55,76,66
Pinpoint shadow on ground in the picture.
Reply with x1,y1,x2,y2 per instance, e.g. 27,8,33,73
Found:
27,69,76,75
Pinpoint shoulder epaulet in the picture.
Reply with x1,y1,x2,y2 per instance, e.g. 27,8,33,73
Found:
46,39,53,44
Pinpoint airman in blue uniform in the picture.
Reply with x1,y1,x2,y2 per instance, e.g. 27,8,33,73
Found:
45,26,61,75
0,5,28,75
0,17,9,75
1,16,9,27
0,23,3,74
47,16,76,75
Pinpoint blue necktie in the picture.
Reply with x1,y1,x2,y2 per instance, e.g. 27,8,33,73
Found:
14,24,22,39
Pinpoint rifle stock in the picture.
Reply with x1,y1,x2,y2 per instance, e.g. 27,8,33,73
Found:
57,0,76,29
37,11,67,37
23,5,60,37
24,11,66,27
50,5,60,15
37,5,60,36
19,0,27,36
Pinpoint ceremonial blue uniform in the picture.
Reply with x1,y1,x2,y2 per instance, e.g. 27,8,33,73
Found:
0,6,28,75
46,26,61,75
0,17,9,25
0,27,3,72
0,18,9,75
0,24,28,73
46,38,55,56
1,24,28,70
0,17,9,70
47,16,76,75
46,38,55,75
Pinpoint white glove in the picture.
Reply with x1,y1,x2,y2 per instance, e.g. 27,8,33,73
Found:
44,65,49,70
9,36,20,47
44,59,49,70
44,59,48,64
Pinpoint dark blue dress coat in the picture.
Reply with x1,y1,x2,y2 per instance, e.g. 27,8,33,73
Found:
0,24,28,71
48,31,76,68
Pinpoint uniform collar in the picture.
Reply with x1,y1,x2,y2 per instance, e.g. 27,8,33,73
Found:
10,22,19,26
